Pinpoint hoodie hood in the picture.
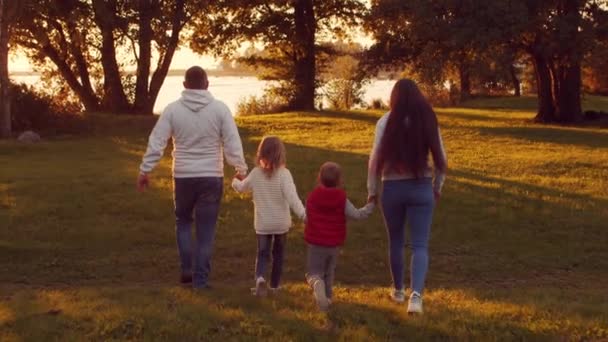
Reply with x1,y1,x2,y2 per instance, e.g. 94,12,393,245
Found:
180,89,214,112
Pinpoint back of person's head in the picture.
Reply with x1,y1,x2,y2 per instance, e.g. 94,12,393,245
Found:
183,66,209,90
319,162,342,188
377,79,444,176
256,136,286,177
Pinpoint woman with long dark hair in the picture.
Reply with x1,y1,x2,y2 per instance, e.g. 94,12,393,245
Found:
367,79,447,314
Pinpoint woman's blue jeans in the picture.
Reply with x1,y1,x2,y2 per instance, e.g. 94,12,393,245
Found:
381,178,434,294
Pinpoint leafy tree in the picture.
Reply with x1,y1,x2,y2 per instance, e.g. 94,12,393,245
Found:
0,0,24,138
190,0,366,111
13,0,194,114
511,0,608,122
365,0,608,123
365,0,513,102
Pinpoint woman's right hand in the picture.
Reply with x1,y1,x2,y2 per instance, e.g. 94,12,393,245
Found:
433,190,441,202
367,195,377,204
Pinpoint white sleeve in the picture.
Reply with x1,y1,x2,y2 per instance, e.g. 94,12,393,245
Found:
280,169,306,221
433,127,447,193
140,108,172,174
221,107,248,176
231,170,253,193
367,116,386,196
345,199,375,220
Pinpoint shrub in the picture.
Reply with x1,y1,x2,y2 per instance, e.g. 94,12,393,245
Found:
418,83,455,107
323,78,368,110
10,83,88,136
368,98,388,110
235,94,287,116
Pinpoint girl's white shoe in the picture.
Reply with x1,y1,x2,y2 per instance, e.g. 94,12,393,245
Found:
391,289,406,303
407,291,423,314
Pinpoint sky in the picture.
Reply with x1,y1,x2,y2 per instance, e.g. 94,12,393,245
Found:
9,28,373,73
10,48,219,73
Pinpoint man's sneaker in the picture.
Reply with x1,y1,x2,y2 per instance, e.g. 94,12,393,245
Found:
180,273,193,285
391,289,406,303
407,291,423,314
254,277,268,297
269,287,280,295
312,279,329,311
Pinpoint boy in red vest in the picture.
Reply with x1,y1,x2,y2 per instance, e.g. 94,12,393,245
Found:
305,162,375,311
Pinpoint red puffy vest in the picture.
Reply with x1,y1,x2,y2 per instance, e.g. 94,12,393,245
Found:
305,186,347,247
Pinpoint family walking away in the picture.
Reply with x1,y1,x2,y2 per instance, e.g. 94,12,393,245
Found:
137,66,447,315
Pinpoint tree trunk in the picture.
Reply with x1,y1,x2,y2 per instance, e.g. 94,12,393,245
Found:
458,61,471,102
292,0,316,111
532,52,557,123
509,64,521,97
65,20,97,103
0,0,10,139
555,63,582,122
147,0,185,114
554,0,583,123
40,44,101,112
134,0,152,114
92,0,130,113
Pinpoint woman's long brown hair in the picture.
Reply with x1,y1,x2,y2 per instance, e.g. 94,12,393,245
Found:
376,79,446,177
256,136,286,178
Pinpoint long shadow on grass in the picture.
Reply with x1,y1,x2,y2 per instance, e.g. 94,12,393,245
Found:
4,126,607,340
478,125,608,149
1,286,330,340
297,110,381,125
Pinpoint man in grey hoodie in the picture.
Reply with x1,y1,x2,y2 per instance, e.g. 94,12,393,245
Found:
137,66,248,288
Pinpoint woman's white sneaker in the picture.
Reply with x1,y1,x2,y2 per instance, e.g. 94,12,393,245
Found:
254,277,268,297
407,291,423,314
391,289,406,303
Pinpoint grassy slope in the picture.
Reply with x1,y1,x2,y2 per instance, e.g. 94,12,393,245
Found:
1,97,607,341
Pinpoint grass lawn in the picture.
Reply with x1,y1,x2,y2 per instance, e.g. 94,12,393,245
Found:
1,97,607,341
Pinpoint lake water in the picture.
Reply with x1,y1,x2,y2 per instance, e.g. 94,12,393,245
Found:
11,75,395,114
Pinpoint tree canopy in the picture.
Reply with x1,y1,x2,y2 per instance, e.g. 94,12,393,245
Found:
189,0,366,111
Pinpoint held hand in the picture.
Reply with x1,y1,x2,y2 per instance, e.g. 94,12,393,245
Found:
234,172,245,181
137,173,149,192
367,195,377,205
433,190,441,202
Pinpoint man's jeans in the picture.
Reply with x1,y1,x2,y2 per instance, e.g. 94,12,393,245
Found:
174,177,223,288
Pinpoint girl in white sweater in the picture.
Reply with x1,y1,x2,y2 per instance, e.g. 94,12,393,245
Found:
232,136,306,296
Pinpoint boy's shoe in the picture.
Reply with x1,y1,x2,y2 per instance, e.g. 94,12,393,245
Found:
269,287,280,295
391,289,406,303
407,291,423,314
312,279,329,311
180,273,193,285
254,277,268,297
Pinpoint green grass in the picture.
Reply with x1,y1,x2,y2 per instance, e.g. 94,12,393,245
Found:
1,99,608,341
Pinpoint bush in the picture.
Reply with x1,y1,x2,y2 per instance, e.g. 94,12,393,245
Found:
235,95,287,116
418,83,456,107
323,78,368,110
10,83,88,136
368,98,388,110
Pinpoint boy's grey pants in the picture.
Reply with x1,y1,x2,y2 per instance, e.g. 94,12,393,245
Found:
306,244,339,299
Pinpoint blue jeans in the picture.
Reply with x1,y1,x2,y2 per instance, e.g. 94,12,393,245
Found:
174,177,223,288
255,234,286,288
381,178,434,294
